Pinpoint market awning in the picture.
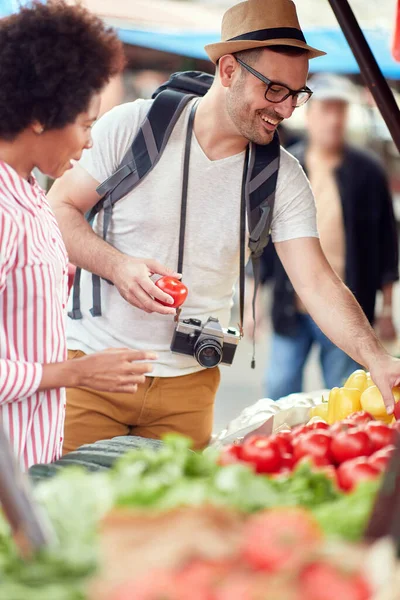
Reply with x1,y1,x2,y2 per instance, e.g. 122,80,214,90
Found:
1,0,399,78
115,26,400,78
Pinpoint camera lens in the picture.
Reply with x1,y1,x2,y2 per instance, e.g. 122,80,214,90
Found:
194,338,222,368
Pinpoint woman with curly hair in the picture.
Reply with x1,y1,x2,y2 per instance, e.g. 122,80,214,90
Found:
0,0,155,469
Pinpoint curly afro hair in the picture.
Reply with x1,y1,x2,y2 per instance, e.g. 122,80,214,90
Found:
0,0,125,140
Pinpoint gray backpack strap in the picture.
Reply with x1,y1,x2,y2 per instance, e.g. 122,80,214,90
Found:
69,91,194,320
89,196,114,317
68,267,83,320
246,134,281,367
68,208,98,320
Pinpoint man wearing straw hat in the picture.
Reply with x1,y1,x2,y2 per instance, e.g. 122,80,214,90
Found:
50,0,400,453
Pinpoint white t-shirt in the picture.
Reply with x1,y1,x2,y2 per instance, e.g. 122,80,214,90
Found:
67,99,318,377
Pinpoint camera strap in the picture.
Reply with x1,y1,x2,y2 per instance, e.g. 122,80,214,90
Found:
178,101,250,357
177,102,196,275
239,148,249,340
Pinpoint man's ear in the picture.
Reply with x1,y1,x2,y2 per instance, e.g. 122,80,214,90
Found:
218,54,239,89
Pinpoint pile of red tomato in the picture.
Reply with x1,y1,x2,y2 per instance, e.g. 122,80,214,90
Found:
220,411,400,492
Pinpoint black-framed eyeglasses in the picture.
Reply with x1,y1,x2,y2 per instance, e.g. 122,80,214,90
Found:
236,57,313,108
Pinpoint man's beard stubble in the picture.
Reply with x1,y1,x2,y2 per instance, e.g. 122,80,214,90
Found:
226,80,283,146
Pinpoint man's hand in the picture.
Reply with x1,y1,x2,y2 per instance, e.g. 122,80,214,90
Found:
275,237,400,416
48,167,181,316
73,348,156,393
113,256,182,315
368,354,400,415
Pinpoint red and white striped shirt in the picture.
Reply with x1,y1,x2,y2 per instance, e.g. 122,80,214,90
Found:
0,161,68,470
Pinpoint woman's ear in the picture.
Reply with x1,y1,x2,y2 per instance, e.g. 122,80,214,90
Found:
30,121,44,135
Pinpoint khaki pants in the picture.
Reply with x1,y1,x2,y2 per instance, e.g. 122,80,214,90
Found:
63,350,220,454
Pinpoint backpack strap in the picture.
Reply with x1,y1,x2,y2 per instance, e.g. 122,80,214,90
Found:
245,133,281,367
247,134,280,258
152,71,214,99
97,90,195,201
69,90,195,320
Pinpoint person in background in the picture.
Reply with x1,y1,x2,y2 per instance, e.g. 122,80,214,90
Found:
0,0,155,470
260,73,399,400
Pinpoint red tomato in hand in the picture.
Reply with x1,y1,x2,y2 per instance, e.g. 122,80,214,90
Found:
155,276,188,308
363,421,395,452
330,429,373,464
292,430,333,467
336,457,380,492
241,435,282,474
345,411,374,425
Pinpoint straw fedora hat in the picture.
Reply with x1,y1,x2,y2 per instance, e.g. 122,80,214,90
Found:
205,0,326,64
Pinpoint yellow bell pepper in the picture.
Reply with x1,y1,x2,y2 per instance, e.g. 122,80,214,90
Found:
309,402,329,422
360,385,400,422
344,369,370,393
327,387,338,425
327,387,362,424
365,372,374,390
